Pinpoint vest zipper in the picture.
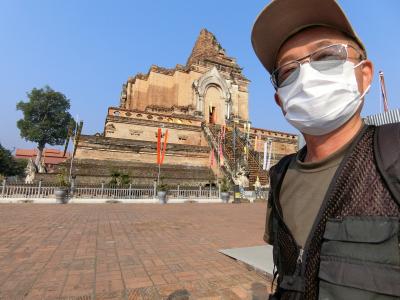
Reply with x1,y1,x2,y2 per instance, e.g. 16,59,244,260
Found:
297,248,304,265
294,248,304,277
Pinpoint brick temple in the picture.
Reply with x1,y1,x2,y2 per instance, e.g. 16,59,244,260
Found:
69,29,298,186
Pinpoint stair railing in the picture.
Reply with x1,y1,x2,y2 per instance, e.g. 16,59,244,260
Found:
201,123,236,181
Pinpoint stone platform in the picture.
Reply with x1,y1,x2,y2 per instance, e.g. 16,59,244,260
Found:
0,203,271,299
38,159,215,186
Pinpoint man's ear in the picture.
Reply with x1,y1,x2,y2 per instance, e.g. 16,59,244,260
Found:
275,93,287,115
274,93,282,107
362,60,374,92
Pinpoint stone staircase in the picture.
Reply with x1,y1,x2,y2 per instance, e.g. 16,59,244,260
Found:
202,122,269,188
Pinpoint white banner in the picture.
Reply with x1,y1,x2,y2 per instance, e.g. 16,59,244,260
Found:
263,141,268,170
266,139,272,171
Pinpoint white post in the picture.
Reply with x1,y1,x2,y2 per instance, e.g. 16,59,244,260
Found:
70,178,75,198
153,181,157,198
177,184,180,198
218,183,221,198
101,182,104,198
38,180,42,198
209,184,212,198
129,184,132,199
1,179,5,197
157,163,161,185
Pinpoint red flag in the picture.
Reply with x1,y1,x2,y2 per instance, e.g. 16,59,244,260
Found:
157,128,161,165
160,129,169,165
210,150,215,167
219,143,224,166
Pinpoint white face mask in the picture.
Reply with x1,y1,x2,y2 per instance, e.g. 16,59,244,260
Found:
277,60,370,136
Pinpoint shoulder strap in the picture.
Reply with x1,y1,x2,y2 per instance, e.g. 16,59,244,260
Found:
374,123,400,205
269,153,296,190
267,153,296,243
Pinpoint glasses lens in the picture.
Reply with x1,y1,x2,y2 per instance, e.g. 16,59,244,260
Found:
274,61,300,88
310,44,347,73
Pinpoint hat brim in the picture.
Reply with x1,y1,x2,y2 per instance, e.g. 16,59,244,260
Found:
251,0,365,74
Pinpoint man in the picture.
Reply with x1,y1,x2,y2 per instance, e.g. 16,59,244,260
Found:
251,0,400,299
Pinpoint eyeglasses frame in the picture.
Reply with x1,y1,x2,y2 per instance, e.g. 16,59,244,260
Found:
271,43,366,89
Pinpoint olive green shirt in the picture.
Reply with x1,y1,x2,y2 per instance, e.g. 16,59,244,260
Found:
265,129,361,247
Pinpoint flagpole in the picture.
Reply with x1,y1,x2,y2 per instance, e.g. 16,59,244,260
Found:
157,127,168,185
379,71,389,112
69,115,79,183
156,127,162,185
157,163,161,185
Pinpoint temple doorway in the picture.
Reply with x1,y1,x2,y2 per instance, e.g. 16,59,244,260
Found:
209,107,216,124
204,86,224,125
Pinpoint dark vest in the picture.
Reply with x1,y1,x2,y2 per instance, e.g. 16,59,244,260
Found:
268,125,400,299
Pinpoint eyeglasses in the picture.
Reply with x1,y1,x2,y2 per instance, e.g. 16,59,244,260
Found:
271,44,365,89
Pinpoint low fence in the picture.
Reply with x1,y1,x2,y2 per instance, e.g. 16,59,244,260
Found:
1,183,56,199
1,180,270,202
1,181,222,200
73,186,155,199
169,186,219,199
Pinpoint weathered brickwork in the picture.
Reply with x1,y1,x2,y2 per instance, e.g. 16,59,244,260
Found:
72,29,297,185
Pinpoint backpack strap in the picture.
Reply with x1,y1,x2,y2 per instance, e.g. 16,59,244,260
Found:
269,153,296,192
266,153,297,296
267,153,296,246
374,123,400,205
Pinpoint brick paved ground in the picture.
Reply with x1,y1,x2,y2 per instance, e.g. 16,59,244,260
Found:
0,203,271,300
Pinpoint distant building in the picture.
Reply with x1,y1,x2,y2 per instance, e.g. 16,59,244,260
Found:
364,108,400,126
15,148,70,171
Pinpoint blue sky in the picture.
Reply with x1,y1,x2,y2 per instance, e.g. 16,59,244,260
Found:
1,0,399,151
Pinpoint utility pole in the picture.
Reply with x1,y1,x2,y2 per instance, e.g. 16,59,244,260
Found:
379,71,389,112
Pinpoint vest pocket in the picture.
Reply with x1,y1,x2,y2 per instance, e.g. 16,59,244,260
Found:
318,216,400,300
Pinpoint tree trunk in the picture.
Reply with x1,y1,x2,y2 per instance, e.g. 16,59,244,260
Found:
35,144,44,169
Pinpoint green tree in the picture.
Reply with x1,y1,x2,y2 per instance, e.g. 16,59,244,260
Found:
109,170,131,186
0,144,27,178
16,86,75,168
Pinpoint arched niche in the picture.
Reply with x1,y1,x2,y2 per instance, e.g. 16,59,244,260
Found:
193,67,232,124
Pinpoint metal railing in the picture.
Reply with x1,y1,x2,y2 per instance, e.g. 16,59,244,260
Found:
201,122,235,180
169,186,219,199
72,184,154,199
0,180,221,200
1,180,271,201
1,181,56,199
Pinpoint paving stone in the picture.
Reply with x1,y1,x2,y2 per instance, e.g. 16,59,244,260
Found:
0,203,271,299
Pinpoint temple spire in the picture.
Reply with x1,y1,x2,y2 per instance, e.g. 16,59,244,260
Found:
186,29,237,68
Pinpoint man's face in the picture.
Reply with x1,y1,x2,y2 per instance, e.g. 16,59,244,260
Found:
274,26,373,111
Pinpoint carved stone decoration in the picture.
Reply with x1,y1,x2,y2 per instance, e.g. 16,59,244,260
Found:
233,164,250,188
120,83,127,107
193,67,232,120
129,129,143,136
25,159,37,184
105,123,116,134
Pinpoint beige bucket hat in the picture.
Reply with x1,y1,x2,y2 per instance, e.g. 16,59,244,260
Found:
251,0,366,74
